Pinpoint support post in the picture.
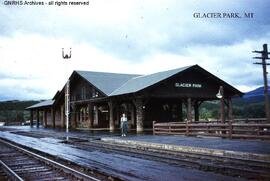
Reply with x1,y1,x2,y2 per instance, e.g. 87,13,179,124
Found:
194,101,199,122
108,101,115,131
37,110,40,128
80,108,83,123
228,120,232,139
186,121,189,136
220,86,225,123
74,109,77,128
179,101,183,122
88,103,93,128
116,104,120,126
61,105,65,128
82,107,85,125
228,98,233,120
131,104,135,126
51,108,55,128
30,110,33,127
70,104,76,128
134,98,144,133
44,109,47,128
187,98,192,122
153,121,156,135
94,105,99,126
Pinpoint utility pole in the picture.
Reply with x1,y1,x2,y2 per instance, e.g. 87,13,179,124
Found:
253,44,270,122
62,48,72,140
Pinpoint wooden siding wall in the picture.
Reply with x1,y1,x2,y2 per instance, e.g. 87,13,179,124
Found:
46,111,52,126
55,109,61,127
70,76,103,101
148,69,235,99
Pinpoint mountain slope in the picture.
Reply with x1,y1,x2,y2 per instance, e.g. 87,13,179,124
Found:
234,86,270,104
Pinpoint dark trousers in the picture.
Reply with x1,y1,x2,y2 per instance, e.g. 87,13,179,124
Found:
121,121,128,135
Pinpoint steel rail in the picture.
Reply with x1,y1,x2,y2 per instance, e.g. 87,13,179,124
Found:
0,160,24,181
0,138,101,181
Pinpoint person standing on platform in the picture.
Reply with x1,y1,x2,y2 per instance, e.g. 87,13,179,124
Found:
120,113,128,136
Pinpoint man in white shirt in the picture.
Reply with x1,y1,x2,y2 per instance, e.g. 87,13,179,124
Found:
120,113,128,136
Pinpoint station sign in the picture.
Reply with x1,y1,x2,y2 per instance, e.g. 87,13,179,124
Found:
174,82,202,88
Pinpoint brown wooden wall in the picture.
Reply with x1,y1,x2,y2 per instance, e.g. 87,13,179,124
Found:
70,75,104,101
147,69,235,99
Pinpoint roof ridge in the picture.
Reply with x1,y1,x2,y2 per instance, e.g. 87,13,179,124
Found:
109,77,138,96
75,70,142,95
132,65,194,80
75,70,141,76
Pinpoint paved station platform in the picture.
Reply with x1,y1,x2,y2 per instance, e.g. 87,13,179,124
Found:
101,135,270,162
0,126,270,154
104,134,270,154
0,126,247,181
1,125,270,162
1,126,270,155
1,126,270,180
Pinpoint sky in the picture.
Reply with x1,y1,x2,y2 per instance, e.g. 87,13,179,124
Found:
0,0,270,100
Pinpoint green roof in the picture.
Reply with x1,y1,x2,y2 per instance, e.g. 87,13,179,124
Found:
26,64,243,109
110,66,192,96
76,71,141,95
26,100,54,110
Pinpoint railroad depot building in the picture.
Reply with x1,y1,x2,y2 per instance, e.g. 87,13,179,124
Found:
27,65,243,132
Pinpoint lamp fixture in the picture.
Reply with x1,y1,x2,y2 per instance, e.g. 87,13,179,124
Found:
216,87,223,99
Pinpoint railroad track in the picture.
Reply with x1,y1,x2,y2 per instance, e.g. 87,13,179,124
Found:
69,139,270,180
3,129,270,180
0,139,102,181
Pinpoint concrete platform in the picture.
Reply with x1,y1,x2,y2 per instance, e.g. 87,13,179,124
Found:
101,136,270,162
0,126,245,181
2,126,270,155
102,135,270,155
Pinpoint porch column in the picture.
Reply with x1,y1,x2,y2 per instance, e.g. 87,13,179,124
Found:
44,109,47,128
74,110,77,128
71,104,77,128
80,108,83,123
179,101,183,121
61,105,65,128
88,103,93,128
83,108,86,122
51,108,55,128
131,104,135,126
94,105,99,126
187,98,192,121
228,98,233,120
220,86,225,123
134,98,144,133
116,104,120,126
194,101,199,122
76,107,80,128
37,110,40,128
30,110,33,127
108,101,115,131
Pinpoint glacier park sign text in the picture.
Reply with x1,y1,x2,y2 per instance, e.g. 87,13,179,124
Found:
174,83,202,88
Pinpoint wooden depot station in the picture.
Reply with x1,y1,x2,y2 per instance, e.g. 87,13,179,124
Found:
27,65,243,132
